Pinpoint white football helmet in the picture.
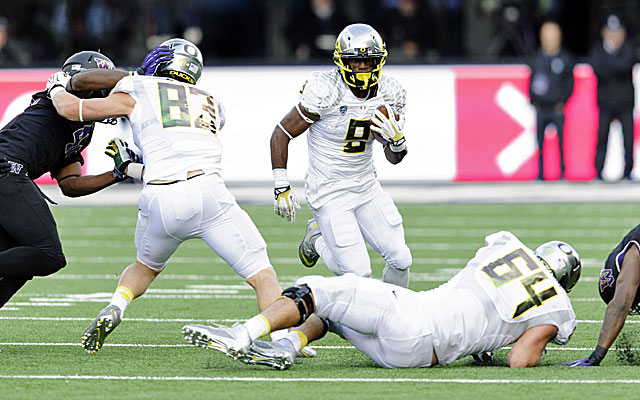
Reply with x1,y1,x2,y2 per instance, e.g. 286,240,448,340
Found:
155,38,203,84
333,24,387,90
535,241,582,292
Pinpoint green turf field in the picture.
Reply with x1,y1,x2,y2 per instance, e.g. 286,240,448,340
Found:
1,202,640,399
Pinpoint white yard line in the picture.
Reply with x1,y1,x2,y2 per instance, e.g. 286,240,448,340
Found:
0,375,640,384
0,343,636,352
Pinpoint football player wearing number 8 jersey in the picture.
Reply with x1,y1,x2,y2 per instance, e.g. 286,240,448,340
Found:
271,24,412,288
182,232,581,370
50,38,292,354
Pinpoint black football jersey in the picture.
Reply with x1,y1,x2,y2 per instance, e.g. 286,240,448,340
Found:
599,224,640,311
0,91,95,180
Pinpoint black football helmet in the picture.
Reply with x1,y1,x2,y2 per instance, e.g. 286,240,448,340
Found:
62,51,116,98
154,38,203,84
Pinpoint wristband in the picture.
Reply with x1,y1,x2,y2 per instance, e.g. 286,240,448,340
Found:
273,168,289,188
125,163,144,180
587,345,608,365
389,142,406,153
49,85,66,99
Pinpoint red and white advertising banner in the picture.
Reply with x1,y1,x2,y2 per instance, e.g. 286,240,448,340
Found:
0,65,637,184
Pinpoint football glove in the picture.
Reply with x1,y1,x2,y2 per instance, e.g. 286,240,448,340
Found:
105,138,142,180
0,157,9,180
137,45,174,76
274,185,301,224
46,71,71,99
370,105,406,152
561,358,595,367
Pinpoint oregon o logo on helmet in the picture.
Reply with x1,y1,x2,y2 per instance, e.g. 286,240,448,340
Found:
184,45,197,56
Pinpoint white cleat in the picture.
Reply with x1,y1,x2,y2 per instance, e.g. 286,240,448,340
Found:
298,346,317,359
182,323,251,360
244,339,296,370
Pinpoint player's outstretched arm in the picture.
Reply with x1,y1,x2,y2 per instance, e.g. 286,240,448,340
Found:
271,104,316,224
507,324,557,367
52,91,135,122
54,162,119,197
564,245,640,366
67,70,128,93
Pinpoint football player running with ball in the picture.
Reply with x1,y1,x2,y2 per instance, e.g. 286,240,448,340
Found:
182,232,581,370
271,24,412,288
49,39,296,355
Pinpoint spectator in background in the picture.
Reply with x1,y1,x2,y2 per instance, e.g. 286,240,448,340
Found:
379,0,432,61
591,14,637,181
529,20,574,181
286,0,349,61
0,17,30,67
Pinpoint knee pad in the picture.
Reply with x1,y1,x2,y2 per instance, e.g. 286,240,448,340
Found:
386,246,412,271
281,284,315,326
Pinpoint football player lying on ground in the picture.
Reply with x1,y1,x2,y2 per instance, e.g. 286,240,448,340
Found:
182,231,581,370
563,224,640,366
49,38,314,358
0,46,170,311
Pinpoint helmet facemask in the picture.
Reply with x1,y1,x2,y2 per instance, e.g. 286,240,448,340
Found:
333,24,387,90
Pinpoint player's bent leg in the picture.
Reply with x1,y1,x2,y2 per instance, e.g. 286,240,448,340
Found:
382,244,412,287
81,260,161,354
311,203,372,277
297,274,413,336
245,267,282,312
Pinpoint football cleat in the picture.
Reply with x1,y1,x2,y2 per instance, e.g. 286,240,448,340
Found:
182,323,251,360
243,339,296,370
81,305,122,354
298,346,317,359
299,219,321,268
471,351,494,366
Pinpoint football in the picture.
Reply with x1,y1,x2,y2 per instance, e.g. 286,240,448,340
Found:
370,105,400,144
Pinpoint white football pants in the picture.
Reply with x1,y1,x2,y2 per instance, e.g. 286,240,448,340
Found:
135,175,271,278
297,274,434,368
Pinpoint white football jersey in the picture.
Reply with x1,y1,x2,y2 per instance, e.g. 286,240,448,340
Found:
112,75,225,184
421,231,577,366
300,68,406,182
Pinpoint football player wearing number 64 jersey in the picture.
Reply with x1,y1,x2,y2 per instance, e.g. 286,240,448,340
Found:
50,38,292,354
271,23,412,288
182,232,581,370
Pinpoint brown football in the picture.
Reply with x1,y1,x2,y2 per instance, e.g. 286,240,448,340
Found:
370,105,399,144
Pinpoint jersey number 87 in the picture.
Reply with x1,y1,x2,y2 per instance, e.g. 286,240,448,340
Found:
157,82,219,134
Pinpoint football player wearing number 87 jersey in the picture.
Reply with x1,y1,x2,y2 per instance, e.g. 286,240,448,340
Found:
271,23,412,288
50,38,292,354
183,232,580,370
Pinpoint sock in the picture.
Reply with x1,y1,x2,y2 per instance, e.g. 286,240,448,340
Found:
382,265,410,288
110,286,133,317
243,314,270,341
282,330,307,353
270,329,288,341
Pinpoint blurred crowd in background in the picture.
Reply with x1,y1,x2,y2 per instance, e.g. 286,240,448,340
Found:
0,0,638,68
